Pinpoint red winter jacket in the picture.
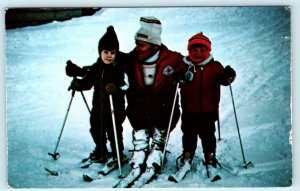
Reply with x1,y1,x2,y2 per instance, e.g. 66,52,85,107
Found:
180,56,229,115
125,44,187,130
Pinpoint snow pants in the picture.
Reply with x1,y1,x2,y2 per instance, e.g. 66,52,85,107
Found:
90,104,125,158
181,112,217,159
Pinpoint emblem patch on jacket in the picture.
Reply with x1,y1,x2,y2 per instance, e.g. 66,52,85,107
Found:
163,65,175,76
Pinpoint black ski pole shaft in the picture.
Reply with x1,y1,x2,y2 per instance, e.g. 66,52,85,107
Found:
109,95,123,177
71,76,91,114
228,82,247,165
161,82,180,169
48,90,75,160
217,109,221,141
80,91,91,114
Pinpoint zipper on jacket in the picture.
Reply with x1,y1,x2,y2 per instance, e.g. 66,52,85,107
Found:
99,64,105,151
200,66,204,112
100,66,105,97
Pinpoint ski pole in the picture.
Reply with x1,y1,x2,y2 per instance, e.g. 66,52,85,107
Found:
80,91,91,114
217,109,221,141
109,94,124,178
228,82,253,168
72,76,90,114
48,90,75,160
161,82,180,169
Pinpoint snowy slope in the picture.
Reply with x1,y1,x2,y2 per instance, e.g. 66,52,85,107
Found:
5,7,291,189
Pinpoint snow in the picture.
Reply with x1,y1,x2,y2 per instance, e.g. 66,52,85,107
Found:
5,6,293,190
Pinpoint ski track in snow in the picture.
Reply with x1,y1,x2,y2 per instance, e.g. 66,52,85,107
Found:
5,7,292,188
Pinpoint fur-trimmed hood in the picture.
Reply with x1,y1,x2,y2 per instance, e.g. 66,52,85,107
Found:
183,54,213,72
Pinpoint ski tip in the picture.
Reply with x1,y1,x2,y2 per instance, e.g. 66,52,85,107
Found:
168,175,178,183
80,163,91,169
211,175,221,182
82,174,94,182
113,180,122,188
118,174,126,179
44,167,59,176
81,158,89,163
98,171,106,176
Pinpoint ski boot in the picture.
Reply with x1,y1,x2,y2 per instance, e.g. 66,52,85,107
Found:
132,128,167,187
132,146,163,188
168,152,193,183
99,154,129,175
80,148,109,168
203,153,222,182
115,129,149,188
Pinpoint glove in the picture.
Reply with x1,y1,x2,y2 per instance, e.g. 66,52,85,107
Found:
223,65,236,83
105,83,118,94
65,60,87,77
176,73,186,84
175,71,194,85
68,79,80,91
82,66,92,72
184,70,194,82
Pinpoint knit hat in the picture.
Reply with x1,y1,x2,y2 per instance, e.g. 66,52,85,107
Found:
98,26,119,54
135,17,162,46
187,32,211,51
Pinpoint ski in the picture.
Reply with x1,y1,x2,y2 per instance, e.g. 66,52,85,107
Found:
82,163,118,182
82,173,104,182
113,167,142,188
83,156,129,182
132,167,156,188
45,167,59,176
130,151,171,187
203,159,222,182
211,174,221,182
79,158,94,168
168,160,191,183
82,164,120,182
45,159,94,176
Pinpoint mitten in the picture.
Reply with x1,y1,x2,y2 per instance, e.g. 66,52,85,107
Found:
223,65,236,83
176,71,194,85
65,60,86,77
68,79,80,91
105,83,118,94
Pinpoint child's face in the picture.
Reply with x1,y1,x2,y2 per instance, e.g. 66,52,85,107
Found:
189,44,210,63
101,50,116,64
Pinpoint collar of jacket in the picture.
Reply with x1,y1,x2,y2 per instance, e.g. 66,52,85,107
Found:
183,54,213,66
97,57,117,67
144,49,161,63
183,54,213,72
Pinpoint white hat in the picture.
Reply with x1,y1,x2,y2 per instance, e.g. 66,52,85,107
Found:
135,17,162,46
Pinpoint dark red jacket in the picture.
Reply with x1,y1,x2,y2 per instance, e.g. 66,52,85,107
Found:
180,56,230,115
125,44,187,130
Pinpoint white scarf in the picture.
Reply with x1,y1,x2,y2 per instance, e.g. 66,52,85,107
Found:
142,50,160,85
183,54,213,72
145,50,160,63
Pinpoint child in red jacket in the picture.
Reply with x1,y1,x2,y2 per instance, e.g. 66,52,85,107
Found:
178,32,236,177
